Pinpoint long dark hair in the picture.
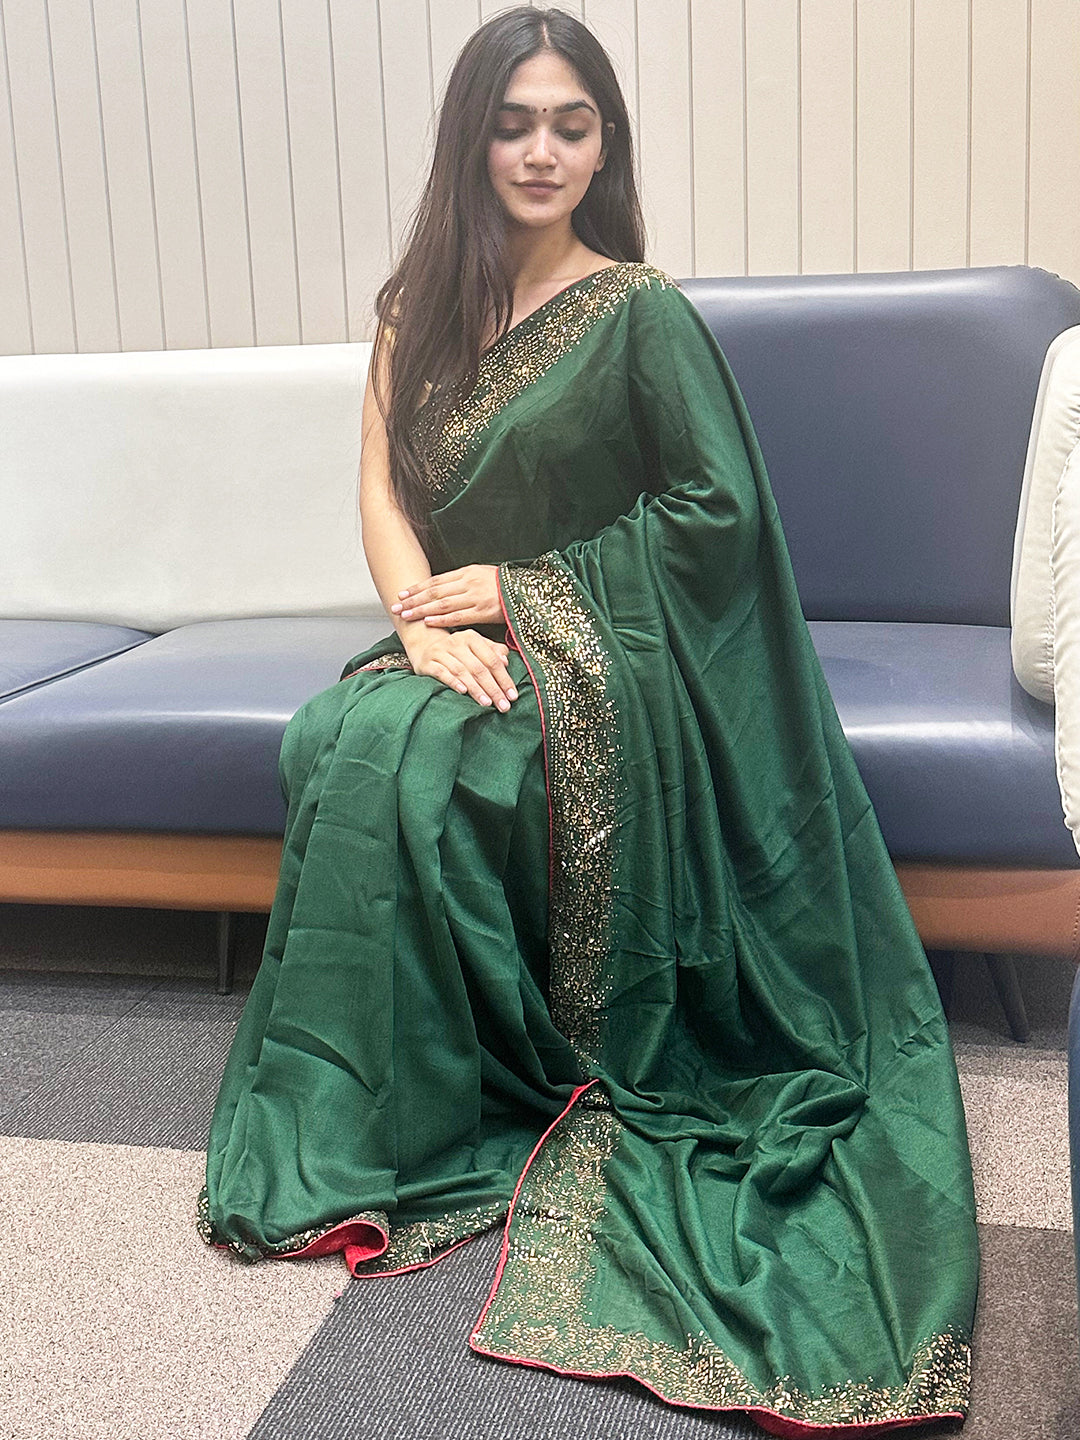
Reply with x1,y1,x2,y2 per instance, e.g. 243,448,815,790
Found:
371,6,646,530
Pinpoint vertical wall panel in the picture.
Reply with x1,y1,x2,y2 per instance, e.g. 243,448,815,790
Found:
328,0,390,340
969,0,1029,266
93,0,164,350
139,0,209,349
912,0,968,270
587,0,638,142
1028,0,1080,281
637,0,692,274
233,0,299,345
379,0,434,263
186,0,254,348
855,0,912,272
280,0,346,345
800,0,855,274
744,0,799,275
429,1,478,105
690,0,746,277
0,5,31,352
3,0,75,351
48,0,119,351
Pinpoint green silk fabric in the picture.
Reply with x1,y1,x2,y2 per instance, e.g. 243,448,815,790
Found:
202,263,977,1435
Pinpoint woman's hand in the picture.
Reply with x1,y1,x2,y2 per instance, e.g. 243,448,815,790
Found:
392,564,503,628
405,628,518,711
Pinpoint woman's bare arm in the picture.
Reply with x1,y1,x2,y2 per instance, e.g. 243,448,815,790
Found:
359,336,517,710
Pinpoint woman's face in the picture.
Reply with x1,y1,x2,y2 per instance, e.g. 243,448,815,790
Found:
486,50,610,234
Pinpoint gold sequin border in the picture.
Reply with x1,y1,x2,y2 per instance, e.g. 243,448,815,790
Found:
498,553,622,1064
413,262,679,505
472,1091,971,1427
348,1201,508,1276
355,651,413,673
195,1184,388,1264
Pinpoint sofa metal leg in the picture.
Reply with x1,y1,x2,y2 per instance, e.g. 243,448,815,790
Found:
927,949,956,1019
216,911,235,995
985,952,1030,1043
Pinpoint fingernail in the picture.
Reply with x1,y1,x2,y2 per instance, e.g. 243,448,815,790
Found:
390,604,402,613
401,608,412,618
507,688,518,701
397,590,409,598
480,695,491,705
497,699,510,712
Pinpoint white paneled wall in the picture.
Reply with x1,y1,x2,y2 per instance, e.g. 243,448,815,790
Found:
1,0,1079,354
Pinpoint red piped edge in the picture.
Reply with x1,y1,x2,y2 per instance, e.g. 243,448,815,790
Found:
279,1216,388,1263
468,1079,963,1438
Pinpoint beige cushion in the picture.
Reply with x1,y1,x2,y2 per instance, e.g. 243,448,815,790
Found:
0,342,380,631
1011,324,1080,857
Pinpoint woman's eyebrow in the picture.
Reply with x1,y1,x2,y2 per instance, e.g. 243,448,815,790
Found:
497,99,597,116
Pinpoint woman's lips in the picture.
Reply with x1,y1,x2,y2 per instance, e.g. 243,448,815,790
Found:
517,182,560,196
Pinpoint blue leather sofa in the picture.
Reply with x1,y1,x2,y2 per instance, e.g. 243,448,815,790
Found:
2,266,1080,1001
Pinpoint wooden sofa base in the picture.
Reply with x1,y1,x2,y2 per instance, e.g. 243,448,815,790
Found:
0,831,1078,961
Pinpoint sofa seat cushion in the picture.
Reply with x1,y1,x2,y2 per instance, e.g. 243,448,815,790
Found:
0,617,387,834
809,620,1076,866
0,620,154,702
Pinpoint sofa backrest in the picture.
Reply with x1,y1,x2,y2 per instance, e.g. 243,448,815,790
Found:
0,342,379,631
683,265,1080,626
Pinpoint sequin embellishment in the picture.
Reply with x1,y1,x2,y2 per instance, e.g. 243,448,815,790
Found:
498,553,622,1063
356,652,413,673
472,1090,971,1425
348,1201,508,1276
195,1185,387,1264
413,262,679,505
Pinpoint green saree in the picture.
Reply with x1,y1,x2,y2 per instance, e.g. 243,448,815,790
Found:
200,262,978,1436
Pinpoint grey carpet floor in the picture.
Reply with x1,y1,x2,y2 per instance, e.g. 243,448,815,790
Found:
0,903,1076,1439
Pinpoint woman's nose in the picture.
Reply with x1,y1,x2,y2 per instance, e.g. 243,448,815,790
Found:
525,130,556,166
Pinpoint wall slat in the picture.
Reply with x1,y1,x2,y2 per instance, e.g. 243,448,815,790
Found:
48,0,119,351
690,0,746,277
969,0,1029,267
744,0,799,276
280,0,346,346
587,0,638,143
912,0,968,271
378,0,435,265
186,0,254,348
328,0,390,340
428,1,479,107
232,0,300,345
799,0,855,275
93,0,167,350
1028,0,1080,282
3,0,75,351
139,0,209,349
855,0,912,272
637,0,692,274
0,4,31,353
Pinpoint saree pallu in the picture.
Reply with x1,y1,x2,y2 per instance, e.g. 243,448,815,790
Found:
201,262,978,1436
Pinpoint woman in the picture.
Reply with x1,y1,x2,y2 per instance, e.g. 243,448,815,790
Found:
200,9,978,1435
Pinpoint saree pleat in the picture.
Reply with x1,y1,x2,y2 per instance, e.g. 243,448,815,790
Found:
202,262,977,1433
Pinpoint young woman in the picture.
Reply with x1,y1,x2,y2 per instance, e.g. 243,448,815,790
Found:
201,10,978,1434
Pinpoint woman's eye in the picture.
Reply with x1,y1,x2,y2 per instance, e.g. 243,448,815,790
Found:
492,127,589,142
560,130,587,142
494,128,526,140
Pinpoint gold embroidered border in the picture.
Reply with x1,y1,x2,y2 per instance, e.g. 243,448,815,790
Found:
413,262,678,505
355,651,413,673
472,1093,971,1427
348,1201,508,1276
195,1184,388,1264
498,553,622,1064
